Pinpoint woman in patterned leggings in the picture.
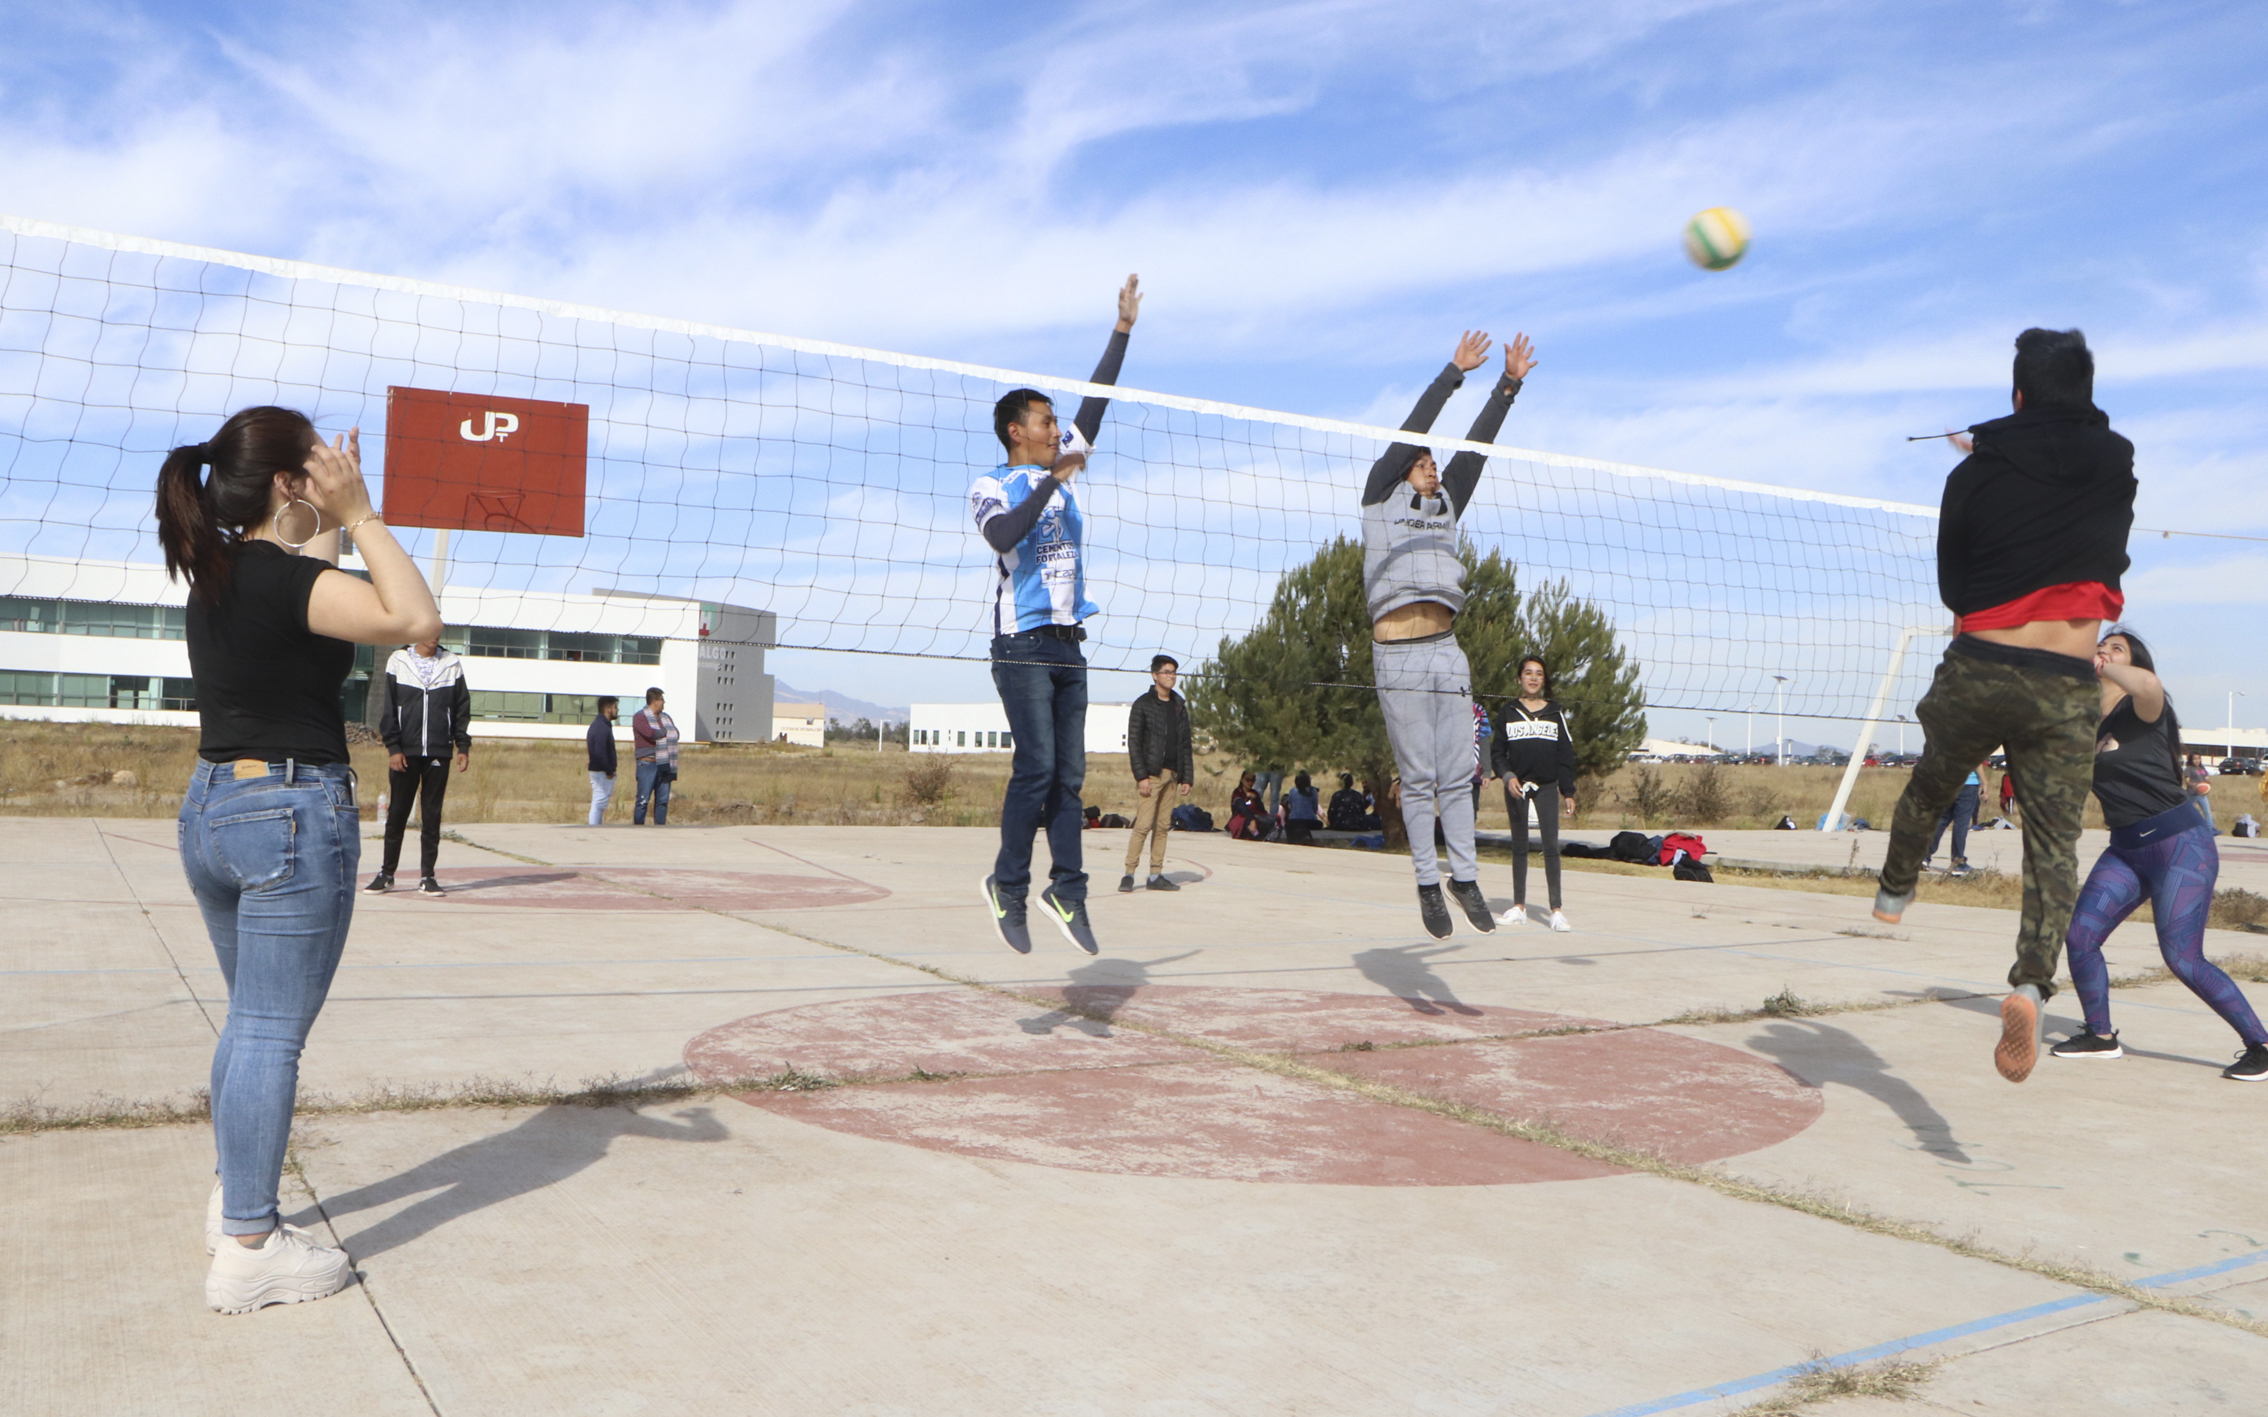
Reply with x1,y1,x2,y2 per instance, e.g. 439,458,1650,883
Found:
2053,627,2268,1080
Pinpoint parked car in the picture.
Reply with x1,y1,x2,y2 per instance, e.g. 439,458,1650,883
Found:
2221,756,2265,776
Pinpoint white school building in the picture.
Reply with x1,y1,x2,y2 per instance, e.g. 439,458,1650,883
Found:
0,553,779,744
910,701,1134,756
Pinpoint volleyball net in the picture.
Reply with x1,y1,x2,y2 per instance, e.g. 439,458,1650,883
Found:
0,212,1954,731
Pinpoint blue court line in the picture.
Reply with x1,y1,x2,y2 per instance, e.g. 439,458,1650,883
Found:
1588,1247,2268,1417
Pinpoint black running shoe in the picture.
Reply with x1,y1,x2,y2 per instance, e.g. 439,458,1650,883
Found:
2224,1043,2268,1081
1118,874,1136,894
1447,878,1496,933
417,877,446,897
1416,883,1453,939
1039,884,1099,955
2050,1029,2122,1060
981,875,1033,955
362,873,393,894
1145,875,1180,892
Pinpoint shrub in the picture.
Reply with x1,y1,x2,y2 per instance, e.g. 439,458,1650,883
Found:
902,758,955,807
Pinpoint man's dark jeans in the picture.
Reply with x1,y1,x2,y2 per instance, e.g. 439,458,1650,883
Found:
992,630,1088,903
1928,782,1981,862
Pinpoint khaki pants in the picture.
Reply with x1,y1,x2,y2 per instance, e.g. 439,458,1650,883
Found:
1125,768,1178,875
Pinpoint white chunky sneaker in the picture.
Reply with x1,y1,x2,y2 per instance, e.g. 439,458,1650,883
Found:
1548,909,1573,933
1498,904,1527,926
204,1180,223,1256
205,1222,352,1314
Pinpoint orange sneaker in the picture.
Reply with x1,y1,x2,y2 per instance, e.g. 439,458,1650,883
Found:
1996,988,2042,1083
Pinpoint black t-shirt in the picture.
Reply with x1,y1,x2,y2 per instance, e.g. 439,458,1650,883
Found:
2092,694,2187,829
187,541,355,764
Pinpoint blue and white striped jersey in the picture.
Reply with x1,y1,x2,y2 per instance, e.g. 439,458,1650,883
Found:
970,443,1100,634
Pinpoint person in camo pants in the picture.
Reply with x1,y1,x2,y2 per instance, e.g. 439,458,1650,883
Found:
1873,328,2135,1085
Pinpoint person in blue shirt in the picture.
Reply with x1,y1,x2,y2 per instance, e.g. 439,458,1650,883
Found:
1926,758,1988,875
971,275,1140,957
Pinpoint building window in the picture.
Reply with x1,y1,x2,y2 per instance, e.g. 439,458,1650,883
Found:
957,731,965,747
0,670,196,710
1002,732,1012,748
468,690,607,725
448,625,663,666
0,597,186,640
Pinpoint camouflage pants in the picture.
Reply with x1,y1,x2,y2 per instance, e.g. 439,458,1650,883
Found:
1880,638,2099,996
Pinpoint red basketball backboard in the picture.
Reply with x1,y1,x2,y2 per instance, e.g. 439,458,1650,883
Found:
382,387,589,537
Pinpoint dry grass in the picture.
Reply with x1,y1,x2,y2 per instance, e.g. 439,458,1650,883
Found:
1732,1355,1940,1415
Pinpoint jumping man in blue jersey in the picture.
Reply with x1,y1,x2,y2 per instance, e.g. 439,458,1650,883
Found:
973,274,1141,955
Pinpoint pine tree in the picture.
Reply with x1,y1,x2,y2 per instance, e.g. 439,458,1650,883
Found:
1188,537,1645,808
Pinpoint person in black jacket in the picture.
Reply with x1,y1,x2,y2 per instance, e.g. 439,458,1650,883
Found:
1488,655,1578,931
1872,328,2137,1086
586,696,620,826
369,638,472,895
1327,772,1374,831
1120,654,1194,892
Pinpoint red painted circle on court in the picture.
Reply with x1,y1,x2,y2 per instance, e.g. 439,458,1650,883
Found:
417,866,886,911
686,986,1821,1186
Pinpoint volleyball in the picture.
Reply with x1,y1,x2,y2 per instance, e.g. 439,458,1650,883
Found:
1682,207,1751,271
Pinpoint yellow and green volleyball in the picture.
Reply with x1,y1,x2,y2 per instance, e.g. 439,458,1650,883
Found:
1682,207,1751,271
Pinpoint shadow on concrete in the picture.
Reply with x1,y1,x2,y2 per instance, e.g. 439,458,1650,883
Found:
1018,950,1201,1037
311,1095,728,1262
1353,943,1481,1017
1744,1019,1972,1163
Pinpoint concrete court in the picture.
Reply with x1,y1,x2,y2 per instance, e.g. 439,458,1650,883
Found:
4,817,2267,1415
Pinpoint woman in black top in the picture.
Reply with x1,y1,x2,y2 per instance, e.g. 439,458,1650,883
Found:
2051,627,2268,1080
1488,655,1578,931
159,406,441,1311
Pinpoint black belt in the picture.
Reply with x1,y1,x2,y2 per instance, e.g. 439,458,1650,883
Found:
1034,624,1086,642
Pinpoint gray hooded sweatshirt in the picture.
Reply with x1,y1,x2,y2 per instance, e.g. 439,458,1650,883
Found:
1360,362,1522,621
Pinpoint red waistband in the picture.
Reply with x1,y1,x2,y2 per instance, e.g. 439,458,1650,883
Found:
1956,581,2124,632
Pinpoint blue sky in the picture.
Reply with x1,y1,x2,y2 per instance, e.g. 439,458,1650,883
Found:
3,0,2264,743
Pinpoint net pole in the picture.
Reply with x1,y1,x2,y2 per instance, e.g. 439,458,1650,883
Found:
1820,626,1935,831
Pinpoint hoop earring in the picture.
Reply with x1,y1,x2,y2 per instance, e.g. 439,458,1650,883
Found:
274,498,323,550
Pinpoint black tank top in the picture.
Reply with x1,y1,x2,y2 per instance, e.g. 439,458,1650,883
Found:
2092,694,2187,829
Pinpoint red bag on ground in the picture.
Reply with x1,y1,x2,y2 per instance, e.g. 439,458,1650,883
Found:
1659,831,1708,866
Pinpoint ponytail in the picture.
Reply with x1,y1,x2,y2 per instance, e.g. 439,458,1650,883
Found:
152,405,318,604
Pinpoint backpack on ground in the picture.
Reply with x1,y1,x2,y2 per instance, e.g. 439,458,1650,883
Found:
1609,830,1655,864
1672,857,1714,883
1171,804,1215,833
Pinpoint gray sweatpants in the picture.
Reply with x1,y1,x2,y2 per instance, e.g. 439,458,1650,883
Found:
1374,632,1477,887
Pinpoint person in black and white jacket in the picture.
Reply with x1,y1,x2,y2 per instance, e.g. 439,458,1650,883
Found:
1488,654,1578,931
368,638,472,895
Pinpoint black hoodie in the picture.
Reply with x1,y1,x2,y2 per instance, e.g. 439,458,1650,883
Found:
1936,404,2135,617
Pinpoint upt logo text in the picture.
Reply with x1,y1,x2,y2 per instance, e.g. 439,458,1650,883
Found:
460,411,520,443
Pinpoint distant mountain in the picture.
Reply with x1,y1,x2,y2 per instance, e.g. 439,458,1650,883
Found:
773,681,907,726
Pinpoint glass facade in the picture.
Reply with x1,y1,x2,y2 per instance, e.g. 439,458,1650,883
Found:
449,625,661,666
0,597,185,639
0,671,197,710
468,690,610,725
0,596,658,666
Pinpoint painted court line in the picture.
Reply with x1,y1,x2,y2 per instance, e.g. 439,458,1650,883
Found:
1588,1247,2268,1416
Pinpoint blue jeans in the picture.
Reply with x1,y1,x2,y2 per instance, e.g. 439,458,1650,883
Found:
635,761,672,824
1252,770,1285,814
1928,782,1980,861
991,631,1087,902
177,759,360,1236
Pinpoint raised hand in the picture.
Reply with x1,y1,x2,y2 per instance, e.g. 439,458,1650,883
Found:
1115,274,1142,332
301,427,373,525
1505,333,1538,381
1452,330,1493,372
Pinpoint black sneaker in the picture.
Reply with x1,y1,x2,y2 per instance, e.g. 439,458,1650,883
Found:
1145,875,1180,892
1039,884,1100,955
1446,879,1496,933
1118,874,1136,894
362,874,393,894
417,877,446,897
2224,1043,2268,1081
981,875,1033,955
1416,883,1453,939
2050,1029,2122,1060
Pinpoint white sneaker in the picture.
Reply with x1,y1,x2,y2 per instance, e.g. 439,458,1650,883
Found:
1498,904,1526,926
1548,909,1573,933
205,1180,223,1256
205,1222,352,1314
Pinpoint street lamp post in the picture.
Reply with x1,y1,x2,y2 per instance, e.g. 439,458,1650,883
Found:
1772,676,1791,767
1705,716,1716,756
2233,691,2247,761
